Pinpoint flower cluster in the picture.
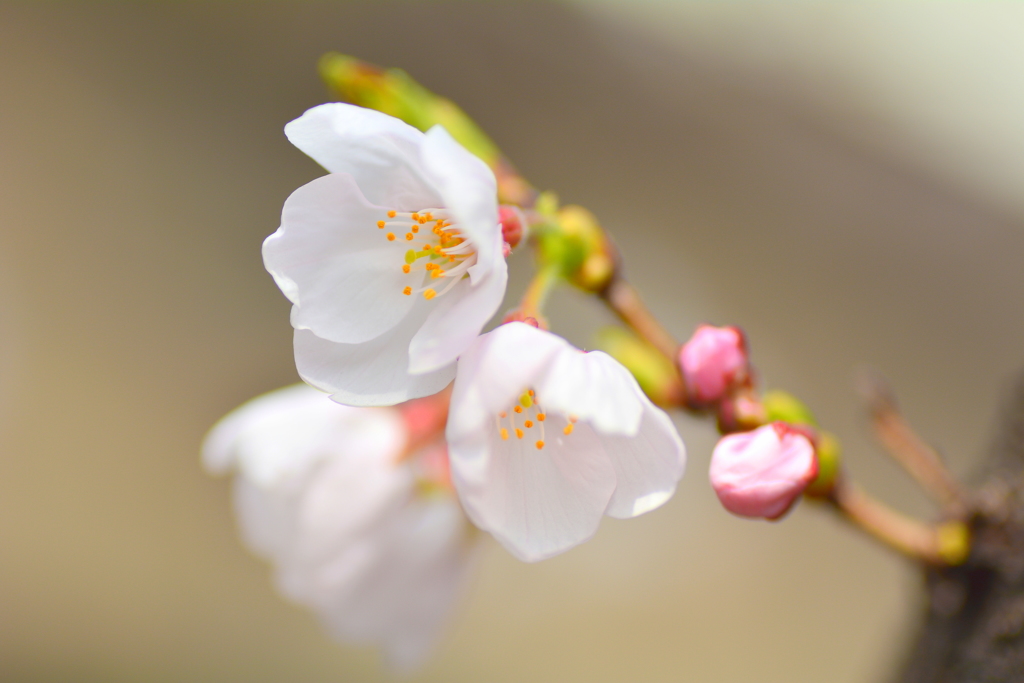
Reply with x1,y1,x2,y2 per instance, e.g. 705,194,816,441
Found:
209,102,688,664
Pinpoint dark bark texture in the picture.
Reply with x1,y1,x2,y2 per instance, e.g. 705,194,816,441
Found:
899,375,1024,682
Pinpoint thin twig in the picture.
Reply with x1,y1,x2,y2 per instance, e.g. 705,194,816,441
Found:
857,370,969,514
828,479,954,565
600,278,680,367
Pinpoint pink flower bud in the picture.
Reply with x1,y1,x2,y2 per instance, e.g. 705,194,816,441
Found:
679,325,749,405
499,205,524,249
709,422,818,520
501,309,545,329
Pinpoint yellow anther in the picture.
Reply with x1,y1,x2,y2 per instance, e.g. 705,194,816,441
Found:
411,225,419,233
423,289,437,300
499,411,507,418
524,420,533,428
387,210,397,218
431,269,445,279
411,212,420,221
377,220,386,229
515,428,524,439
386,232,396,241
418,215,428,224
528,390,535,396
425,263,438,271
402,264,411,274
403,286,412,295
519,393,533,408
569,415,578,424
500,428,509,440
537,413,546,422
405,233,414,241
564,424,574,435
535,440,545,450
514,406,523,414
423,213,433,221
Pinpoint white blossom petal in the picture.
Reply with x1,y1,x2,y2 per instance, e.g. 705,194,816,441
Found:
285,103,442,209
407,262,508,374
264,173,419,344
421,125,499,269
602,400,687,519
538,350,644,437
295,315,456,407
449,429,616,562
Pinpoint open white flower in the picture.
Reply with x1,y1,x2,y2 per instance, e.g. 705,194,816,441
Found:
445,322,687,562
203,384,477,670
263,103,508,406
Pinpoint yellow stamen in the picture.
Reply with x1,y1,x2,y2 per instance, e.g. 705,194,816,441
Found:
528,390,535,396
499,411,507,418
403,286,412,296
411,225,419,233
500,428,509,440
425,263,438,271
514,406,523,414
431,269,445,279
386,232,396,241
423,212,433,221
411,212,420,221
404,233,413,241
402,264,411,274
377,220,385,229
515,428,524,439
418,215,428,224
423,289,437,300
537,413,546,422
569,415,578,424
564,424,574,435
524,420,533,428
387,210,396,218
536,440,545,450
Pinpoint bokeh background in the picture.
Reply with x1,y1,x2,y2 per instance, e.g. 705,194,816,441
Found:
2,3,1024,682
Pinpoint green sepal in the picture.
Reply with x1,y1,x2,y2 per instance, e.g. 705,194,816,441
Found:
763,390,818,427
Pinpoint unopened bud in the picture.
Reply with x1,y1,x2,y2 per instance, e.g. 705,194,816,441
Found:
716,390,767,433
499,205,525,250
710,422,818,520
679,325,749,405
396,393,450,445
501,310,544,329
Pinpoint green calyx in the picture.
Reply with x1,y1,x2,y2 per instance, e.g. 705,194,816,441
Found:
534,203,616,294
763,390,818,427
805,431,842,497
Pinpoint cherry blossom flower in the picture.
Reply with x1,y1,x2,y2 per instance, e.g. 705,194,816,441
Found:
263,103,508,406
203,384,477,669
709,422,818,520
445,322,687,562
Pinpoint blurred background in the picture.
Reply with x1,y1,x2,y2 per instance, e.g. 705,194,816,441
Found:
2,2,1023,682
